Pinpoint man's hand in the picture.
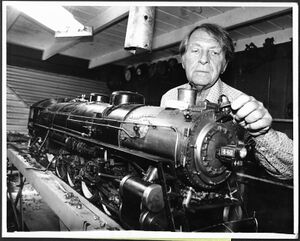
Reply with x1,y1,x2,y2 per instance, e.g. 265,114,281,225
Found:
231,94,272,137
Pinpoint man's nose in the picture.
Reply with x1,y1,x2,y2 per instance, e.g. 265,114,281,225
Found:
198,50,209,64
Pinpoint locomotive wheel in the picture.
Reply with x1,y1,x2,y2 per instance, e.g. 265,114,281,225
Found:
98,191,113,217
65,155,84,192
223,205,243,222
223,177,246,223
55,156,67,181
66,170,76,187
81,180,99,203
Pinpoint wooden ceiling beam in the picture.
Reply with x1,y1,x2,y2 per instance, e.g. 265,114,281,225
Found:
42,6,129,60
234,27,292,52
88,6,291,69
6,6,21,31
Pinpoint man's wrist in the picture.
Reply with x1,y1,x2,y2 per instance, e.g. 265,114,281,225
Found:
253,128,277,151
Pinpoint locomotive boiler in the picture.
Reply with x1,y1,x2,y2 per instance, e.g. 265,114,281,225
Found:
27,89,255,232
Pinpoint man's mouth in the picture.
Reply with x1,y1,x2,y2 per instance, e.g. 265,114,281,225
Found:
195,70,209,73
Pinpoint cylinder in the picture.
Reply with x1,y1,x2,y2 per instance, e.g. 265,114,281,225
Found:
178,88,197,106
119,175,164,212
89,93,109,103
110,91,145,106
124,6,156,53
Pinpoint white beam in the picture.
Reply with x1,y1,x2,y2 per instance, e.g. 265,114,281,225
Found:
89,6,291,68
122,27,293,65
152,7,291,48
89,49,132,68
42,6,129,60
6,6,21,31
234,27,292,52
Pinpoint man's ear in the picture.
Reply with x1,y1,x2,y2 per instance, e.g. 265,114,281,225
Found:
222,62,228,74
181,55,186,69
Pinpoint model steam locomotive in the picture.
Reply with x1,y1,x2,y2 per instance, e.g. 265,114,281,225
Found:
28,89,256,232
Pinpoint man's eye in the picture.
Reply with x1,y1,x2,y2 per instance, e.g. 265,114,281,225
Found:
191,48,199,53
210,50,221,56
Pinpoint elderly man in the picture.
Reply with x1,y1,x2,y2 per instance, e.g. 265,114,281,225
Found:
161,23,293,180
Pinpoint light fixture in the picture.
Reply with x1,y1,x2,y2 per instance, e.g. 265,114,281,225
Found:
11,3,92,38
124,6,155,54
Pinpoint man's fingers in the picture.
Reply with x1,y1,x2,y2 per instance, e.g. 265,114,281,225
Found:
231,94,254,111
246,126,270,137
244,108,265,124
245,112,272,134
234,100,261,121
246,118,269,131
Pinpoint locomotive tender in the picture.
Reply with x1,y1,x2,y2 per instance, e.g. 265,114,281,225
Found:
28,89,255,232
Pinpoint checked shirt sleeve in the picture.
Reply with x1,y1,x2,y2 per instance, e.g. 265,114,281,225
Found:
253,128,293,180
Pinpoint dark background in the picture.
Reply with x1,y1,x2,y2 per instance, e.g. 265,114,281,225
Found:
7,40,293,120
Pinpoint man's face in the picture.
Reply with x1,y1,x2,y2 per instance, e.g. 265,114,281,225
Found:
182,29,228,90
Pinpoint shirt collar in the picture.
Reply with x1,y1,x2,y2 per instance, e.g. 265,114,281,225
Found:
206,79,224,103
194,79,223,104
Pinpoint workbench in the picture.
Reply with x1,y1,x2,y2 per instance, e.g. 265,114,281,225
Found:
6,142,122,232
5,142,295,237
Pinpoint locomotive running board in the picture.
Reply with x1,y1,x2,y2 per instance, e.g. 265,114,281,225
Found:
7,143,123,231
34,123,174,165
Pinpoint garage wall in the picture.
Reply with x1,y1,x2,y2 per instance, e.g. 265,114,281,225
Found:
6,85,30,134
6,65,111,134
222,42,293,119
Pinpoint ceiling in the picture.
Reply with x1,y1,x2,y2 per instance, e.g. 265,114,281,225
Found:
5,4,293,68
